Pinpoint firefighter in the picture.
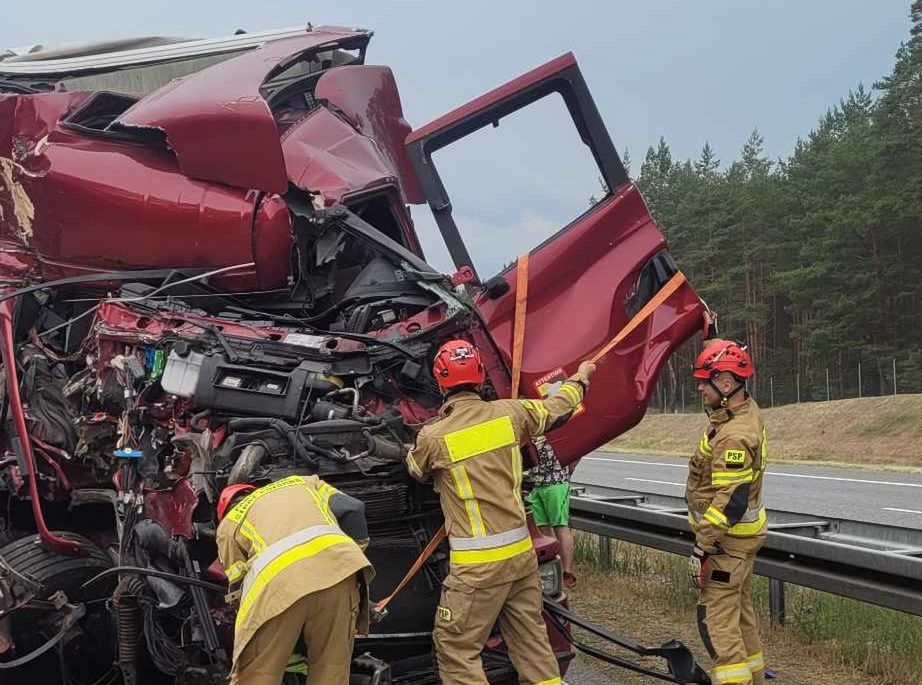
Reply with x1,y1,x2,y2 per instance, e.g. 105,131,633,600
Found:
216,475,374,685
406,339,595,685
686,339,767,685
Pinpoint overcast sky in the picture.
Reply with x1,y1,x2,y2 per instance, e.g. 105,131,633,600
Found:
2,1,913,274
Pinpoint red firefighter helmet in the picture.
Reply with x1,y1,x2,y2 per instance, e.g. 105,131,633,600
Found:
217,483,256,521
433,339,486,391
692,339,753,380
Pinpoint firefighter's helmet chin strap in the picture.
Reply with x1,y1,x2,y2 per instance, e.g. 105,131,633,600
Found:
709,375,746,409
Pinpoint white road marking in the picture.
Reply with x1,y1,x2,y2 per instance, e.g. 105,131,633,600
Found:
584,457,922,489
766,472,922,488
584,457,684,468
624,477,685,487
882,507,922,515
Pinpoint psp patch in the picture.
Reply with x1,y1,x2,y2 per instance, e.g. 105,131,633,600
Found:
724,449,746,465
437,605,452,622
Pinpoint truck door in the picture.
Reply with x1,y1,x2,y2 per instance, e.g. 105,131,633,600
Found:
406,53,705,464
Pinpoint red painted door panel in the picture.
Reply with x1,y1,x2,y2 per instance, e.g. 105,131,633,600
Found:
406,54,705,464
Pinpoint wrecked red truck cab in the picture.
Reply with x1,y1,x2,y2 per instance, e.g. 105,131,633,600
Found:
0,25,707,684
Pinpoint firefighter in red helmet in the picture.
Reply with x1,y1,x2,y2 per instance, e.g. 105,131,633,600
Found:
216,475,373,685
406,339,595,685
686,339,767,685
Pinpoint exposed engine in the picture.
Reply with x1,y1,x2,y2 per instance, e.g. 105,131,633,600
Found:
0,203,491,683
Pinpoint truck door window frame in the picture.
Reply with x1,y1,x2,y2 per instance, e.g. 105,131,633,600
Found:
405,53,629,283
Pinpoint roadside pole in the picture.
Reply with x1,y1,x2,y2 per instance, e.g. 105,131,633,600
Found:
769,578,786,626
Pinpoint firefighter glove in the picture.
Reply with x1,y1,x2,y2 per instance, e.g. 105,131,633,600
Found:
688,544,710,589
577,361,597,383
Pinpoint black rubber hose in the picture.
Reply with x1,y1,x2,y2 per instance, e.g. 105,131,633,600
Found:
115,577,144,685
81,566,225,593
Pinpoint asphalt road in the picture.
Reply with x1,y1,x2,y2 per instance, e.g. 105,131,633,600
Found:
573,452,922,527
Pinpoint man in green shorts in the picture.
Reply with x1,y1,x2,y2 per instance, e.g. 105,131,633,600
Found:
526,437,576,588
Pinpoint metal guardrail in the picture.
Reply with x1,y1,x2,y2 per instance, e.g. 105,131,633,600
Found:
569,482,922,619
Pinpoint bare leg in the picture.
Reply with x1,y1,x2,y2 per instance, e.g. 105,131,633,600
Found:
554,525,574,576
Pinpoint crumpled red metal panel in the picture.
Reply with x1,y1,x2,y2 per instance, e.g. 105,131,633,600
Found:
144,479,198,538
114,27,369,194
281,106,399,204
0,92,90,281
314,65,422,203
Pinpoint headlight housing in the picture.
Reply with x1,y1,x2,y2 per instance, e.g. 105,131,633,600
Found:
538,558,562,597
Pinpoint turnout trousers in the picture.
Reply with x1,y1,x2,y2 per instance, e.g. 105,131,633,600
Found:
230,575,360,685
696,540,766,685
433,570,561,685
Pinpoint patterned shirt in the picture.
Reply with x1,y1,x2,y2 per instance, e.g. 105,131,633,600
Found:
527,437,570,487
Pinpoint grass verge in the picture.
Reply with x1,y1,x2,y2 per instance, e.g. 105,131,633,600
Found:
604,394,922,470
568,533,922,685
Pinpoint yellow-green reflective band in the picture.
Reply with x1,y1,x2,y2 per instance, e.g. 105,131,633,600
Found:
306,486,337,527
703,506,729,529
227,476,308,523
444,416,516,462
535,678,562,685
240,520,267,553
711,661,752,684
451,465,485,537
449,536,533,565
711,468,754,485
748,651,765,671
512,447,524,513
688,513,699,529
405,454,424,478
237,533,352,626
699,432,712,456
559,383,582,406
521,399,549,434
225,560,247,583
728,506,767,536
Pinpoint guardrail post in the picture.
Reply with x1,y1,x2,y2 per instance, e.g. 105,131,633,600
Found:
598,535,612,571
769,578,786,626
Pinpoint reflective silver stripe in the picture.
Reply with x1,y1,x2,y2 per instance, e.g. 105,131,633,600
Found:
449,525,529,551
240,524,343,597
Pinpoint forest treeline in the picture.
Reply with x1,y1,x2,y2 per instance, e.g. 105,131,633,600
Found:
635,1,922,407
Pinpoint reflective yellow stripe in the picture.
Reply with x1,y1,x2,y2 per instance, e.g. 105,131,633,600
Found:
239,520,267,553
449,536,533,565
512,447,524,514
306,486,337,527
559,382,582,406
521,399,549,433
405,454,424,478
236,533,352,626
711,661,752,684
760,427,768,467
699,432,712,456
535,678,562,685
318,482,336,519
748,651,765,671
688,512,698,530
227,475,306,523
451,465,486,537
703,506,729,529
728,506,767,536
711,468,754,485
225,560,248,583
444,416,516,462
